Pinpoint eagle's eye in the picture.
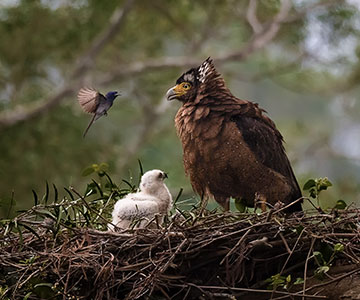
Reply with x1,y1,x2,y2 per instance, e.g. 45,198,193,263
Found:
181,82,192,90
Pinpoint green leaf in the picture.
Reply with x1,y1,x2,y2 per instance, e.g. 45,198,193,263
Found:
56,206,64,228
316,265,330,274
138,159,144,176
265,274,286,289
313,251,324,264
317,177,332,191
103,172,116,189
303,179,315,190
334,243,344,253
36,209,57,220
18,222,40,239
286,274,291,283
23,292,32,300
33,283,53,289
33,282,55,298
334,200,347,209
294,277,304,285
174,188,183,204
122,179,135,190
92,180,104,197
85,182,98,196
99,162,109,172
42,181,49,204
32,190,38,206
235,198,246,212
309,188,317,199
64,187,75,201
53,184,59,203
320,242,333,263
82,166,95,177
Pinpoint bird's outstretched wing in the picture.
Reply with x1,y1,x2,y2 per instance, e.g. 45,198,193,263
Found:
77,87,102,113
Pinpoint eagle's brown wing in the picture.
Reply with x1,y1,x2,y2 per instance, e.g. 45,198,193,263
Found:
231,114,302,211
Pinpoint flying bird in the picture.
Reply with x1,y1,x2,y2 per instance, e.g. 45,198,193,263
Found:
166,58,302,213
109,169,173,231
77,87,119,137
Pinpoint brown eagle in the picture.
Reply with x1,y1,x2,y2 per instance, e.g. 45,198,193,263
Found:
166,58,302,212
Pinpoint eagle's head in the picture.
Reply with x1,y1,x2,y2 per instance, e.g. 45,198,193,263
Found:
166,57,224,103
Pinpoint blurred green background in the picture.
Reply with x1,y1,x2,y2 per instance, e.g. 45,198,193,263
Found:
1,0,360,217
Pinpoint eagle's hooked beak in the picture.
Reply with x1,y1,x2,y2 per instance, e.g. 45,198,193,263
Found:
166,86,179,101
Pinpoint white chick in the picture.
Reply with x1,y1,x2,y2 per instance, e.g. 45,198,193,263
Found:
109,169,172,231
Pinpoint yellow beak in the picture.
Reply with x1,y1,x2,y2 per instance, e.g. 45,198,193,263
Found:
166,85,185,101
166,87,177,101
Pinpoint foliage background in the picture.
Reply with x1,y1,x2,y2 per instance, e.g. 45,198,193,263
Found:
1,0,360,217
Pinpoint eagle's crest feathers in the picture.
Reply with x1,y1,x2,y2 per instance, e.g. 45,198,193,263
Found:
197,57,213,83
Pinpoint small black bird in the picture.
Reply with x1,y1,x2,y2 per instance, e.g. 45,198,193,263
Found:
77,87,119,137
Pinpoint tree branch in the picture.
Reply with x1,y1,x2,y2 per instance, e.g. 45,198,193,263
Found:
101,0,293,85
0,87,74,127
246,0,262,34
0,0,343,129
72,0,136,79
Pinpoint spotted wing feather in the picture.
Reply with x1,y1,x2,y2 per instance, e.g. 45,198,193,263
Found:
77,87,100,113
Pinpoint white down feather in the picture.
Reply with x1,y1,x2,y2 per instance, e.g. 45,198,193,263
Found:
108,169,172,231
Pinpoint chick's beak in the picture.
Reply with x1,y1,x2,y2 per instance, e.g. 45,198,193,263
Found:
164,172,168,179
166,86,178,101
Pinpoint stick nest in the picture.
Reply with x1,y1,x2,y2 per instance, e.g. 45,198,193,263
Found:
1,201,360,300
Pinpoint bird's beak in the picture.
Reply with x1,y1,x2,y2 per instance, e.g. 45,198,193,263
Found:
164,172,168,179
114,91,120,98
166,86,178,101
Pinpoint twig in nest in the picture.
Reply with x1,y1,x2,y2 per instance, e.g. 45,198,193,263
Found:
220,228,251,265
303,237,316,299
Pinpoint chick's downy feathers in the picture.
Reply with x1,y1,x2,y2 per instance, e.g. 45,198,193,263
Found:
109,170,172,231
166,58,302,212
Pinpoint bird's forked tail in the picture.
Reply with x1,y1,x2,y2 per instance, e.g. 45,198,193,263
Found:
83,114,97,138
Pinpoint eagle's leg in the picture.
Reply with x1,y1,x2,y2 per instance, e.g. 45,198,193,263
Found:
199,195,209,215
215,196,230,211
254,192,268,212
